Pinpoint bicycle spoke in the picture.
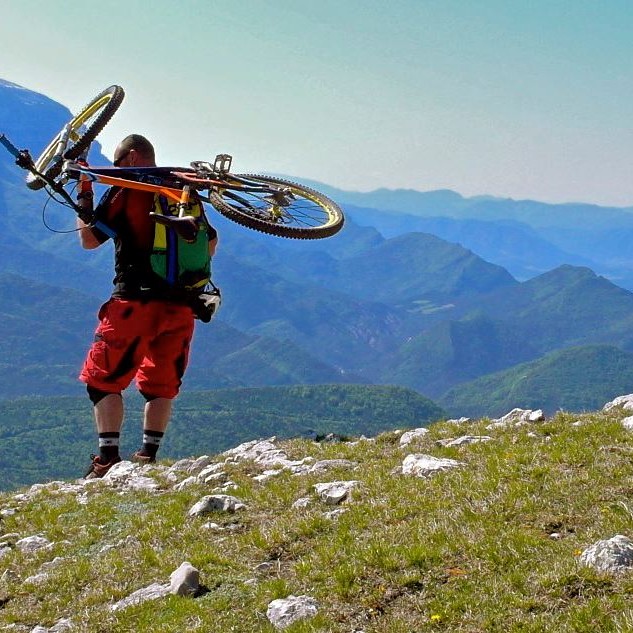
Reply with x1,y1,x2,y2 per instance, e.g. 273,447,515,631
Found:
209,173,343,239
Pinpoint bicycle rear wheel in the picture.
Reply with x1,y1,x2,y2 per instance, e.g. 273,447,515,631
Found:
208,174,344,239
26,85,125,190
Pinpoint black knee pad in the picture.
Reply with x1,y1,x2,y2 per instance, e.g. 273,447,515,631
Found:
87,386,121,406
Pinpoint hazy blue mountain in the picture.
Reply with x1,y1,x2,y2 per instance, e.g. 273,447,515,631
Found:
342,204,600,280
381,265,633,397
296,179,633,292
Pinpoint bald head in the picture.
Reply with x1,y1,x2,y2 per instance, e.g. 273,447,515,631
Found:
113,134,156,167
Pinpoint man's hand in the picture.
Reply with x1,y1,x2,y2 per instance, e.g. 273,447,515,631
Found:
76,157,94,201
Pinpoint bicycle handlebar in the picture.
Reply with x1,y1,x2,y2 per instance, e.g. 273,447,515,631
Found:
0,134,20,158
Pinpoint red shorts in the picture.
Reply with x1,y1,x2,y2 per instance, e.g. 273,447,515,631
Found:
79,298,195,399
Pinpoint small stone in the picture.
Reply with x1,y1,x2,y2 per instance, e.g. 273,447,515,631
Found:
401,454,463,478
15,536,52,553
201,522,224,531
603,394,633,412
173,476,198,491
110,582,171,611
169,561,200,596
310,460,357,474
399,428,429,446
436,435,492,448
580,535,633,573
313,481,359,505
50,619,74,632
266,595,319,629
187,455,214,474
188,494,247,517
446,417,471,424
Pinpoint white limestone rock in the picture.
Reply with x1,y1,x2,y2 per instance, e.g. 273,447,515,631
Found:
30,618,73,632
15,536,52,553
603,394,633,412
486,408,545,429
401,454,463,478
308,459,358,474
110,582,171,611
103,461,138,481
446,417,471,425
399,428,430,446
579,535,633,573
168,458,197,473
197,463,227,483
253,470,284,483
223,438,277,461
266,595,319,629
187,455,215,474
324,508,348,520
173,476,198,491
188,494,247,517
436,435,493,448
223,437,310,472
169,561,200,596
313,481,360,505
292,497,312,509
124,476,161,492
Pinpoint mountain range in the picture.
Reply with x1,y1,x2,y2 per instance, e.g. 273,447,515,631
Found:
1,78,633,418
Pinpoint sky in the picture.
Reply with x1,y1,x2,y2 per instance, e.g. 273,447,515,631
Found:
1,0,632,207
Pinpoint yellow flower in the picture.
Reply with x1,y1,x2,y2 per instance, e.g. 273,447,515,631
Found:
430,614,442,622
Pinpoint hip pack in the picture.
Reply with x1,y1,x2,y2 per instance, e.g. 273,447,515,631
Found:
150,194,211,291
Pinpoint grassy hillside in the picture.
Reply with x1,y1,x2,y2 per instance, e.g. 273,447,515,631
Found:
0,384,444,491
440,344,633,418
2,406,633,631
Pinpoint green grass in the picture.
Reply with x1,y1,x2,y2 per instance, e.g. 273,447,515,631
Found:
2,408,633,631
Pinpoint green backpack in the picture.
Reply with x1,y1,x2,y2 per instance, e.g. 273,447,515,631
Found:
150,194,211,291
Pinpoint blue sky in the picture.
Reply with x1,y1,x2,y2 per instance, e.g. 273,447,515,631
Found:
2,0,632,206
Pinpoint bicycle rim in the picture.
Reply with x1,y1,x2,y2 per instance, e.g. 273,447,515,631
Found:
208,174,344,239
26,85,125,190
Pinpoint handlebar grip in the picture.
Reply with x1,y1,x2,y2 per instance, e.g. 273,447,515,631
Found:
0,134,21,158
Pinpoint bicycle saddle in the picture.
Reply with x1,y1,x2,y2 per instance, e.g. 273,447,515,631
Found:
149,213,199,242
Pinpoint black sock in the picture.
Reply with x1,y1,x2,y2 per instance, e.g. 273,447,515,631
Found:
98,432,120,462
140,429,164,459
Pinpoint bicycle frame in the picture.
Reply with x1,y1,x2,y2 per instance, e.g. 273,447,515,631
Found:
2,130,272,216
1,126,344,240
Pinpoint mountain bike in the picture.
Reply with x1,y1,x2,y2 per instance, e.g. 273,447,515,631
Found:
0,85,344,241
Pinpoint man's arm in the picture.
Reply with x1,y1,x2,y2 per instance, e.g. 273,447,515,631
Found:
76,202,102,250
208,223,218,257
76,187,118,250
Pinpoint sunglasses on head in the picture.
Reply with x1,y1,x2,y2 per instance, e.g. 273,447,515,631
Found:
113,149,131,167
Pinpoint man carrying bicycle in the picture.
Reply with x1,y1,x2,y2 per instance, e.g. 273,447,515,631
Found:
76,134,218,478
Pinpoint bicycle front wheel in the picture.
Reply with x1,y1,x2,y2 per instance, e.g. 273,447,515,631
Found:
26,85,125,190
208,174,344,239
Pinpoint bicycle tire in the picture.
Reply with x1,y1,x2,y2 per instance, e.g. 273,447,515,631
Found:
26,85,125,190
208,174,344,239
